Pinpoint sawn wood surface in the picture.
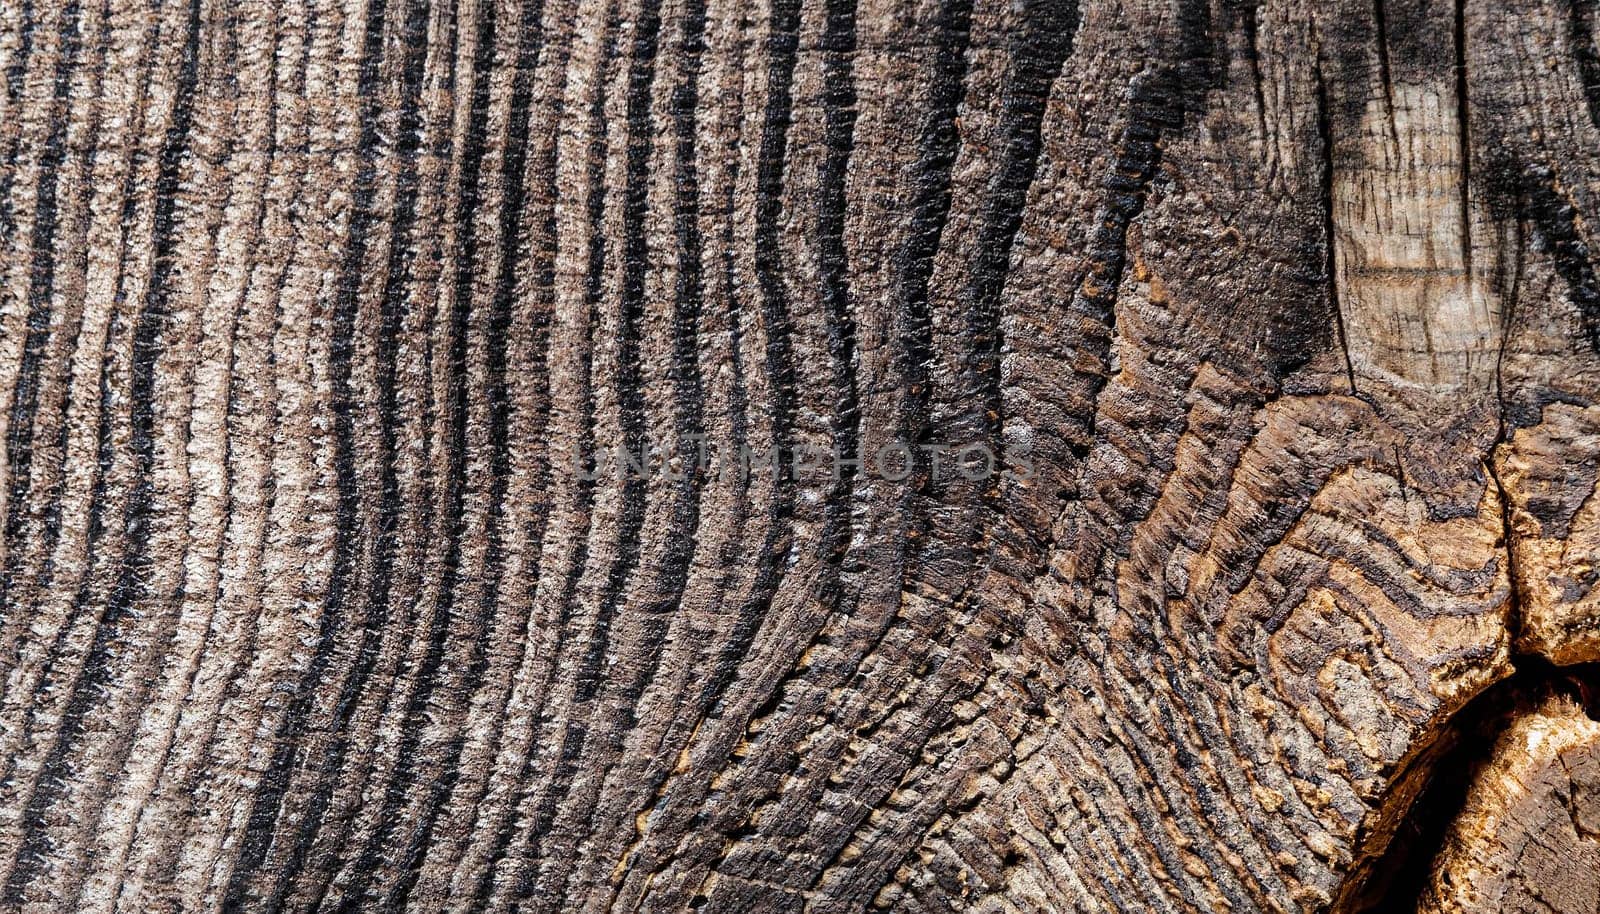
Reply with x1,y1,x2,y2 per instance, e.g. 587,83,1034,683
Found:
0,0,1598,911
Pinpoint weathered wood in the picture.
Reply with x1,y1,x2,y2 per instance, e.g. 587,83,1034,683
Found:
1418,685,1600,914
0,0,1596,911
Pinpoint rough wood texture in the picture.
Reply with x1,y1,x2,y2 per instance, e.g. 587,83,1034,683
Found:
0,0,1597,911
1418,685,1600,914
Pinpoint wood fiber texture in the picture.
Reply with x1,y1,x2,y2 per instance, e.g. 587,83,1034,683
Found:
1416,681,1600,914
0,0,1598,911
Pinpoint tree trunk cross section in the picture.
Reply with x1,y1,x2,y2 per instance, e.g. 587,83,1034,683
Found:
0,0,1596,911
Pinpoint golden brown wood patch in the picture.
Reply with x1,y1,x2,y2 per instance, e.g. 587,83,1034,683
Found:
1419,689,1600,914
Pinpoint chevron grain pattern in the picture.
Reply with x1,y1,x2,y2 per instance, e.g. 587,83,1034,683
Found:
0,0,1598,911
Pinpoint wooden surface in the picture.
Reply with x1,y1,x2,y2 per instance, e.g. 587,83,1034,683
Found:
0,0,1598,911
1417,682,1600,914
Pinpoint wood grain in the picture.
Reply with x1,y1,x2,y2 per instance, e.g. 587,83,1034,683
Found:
0,0,1597,911
1417,687,1600,914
